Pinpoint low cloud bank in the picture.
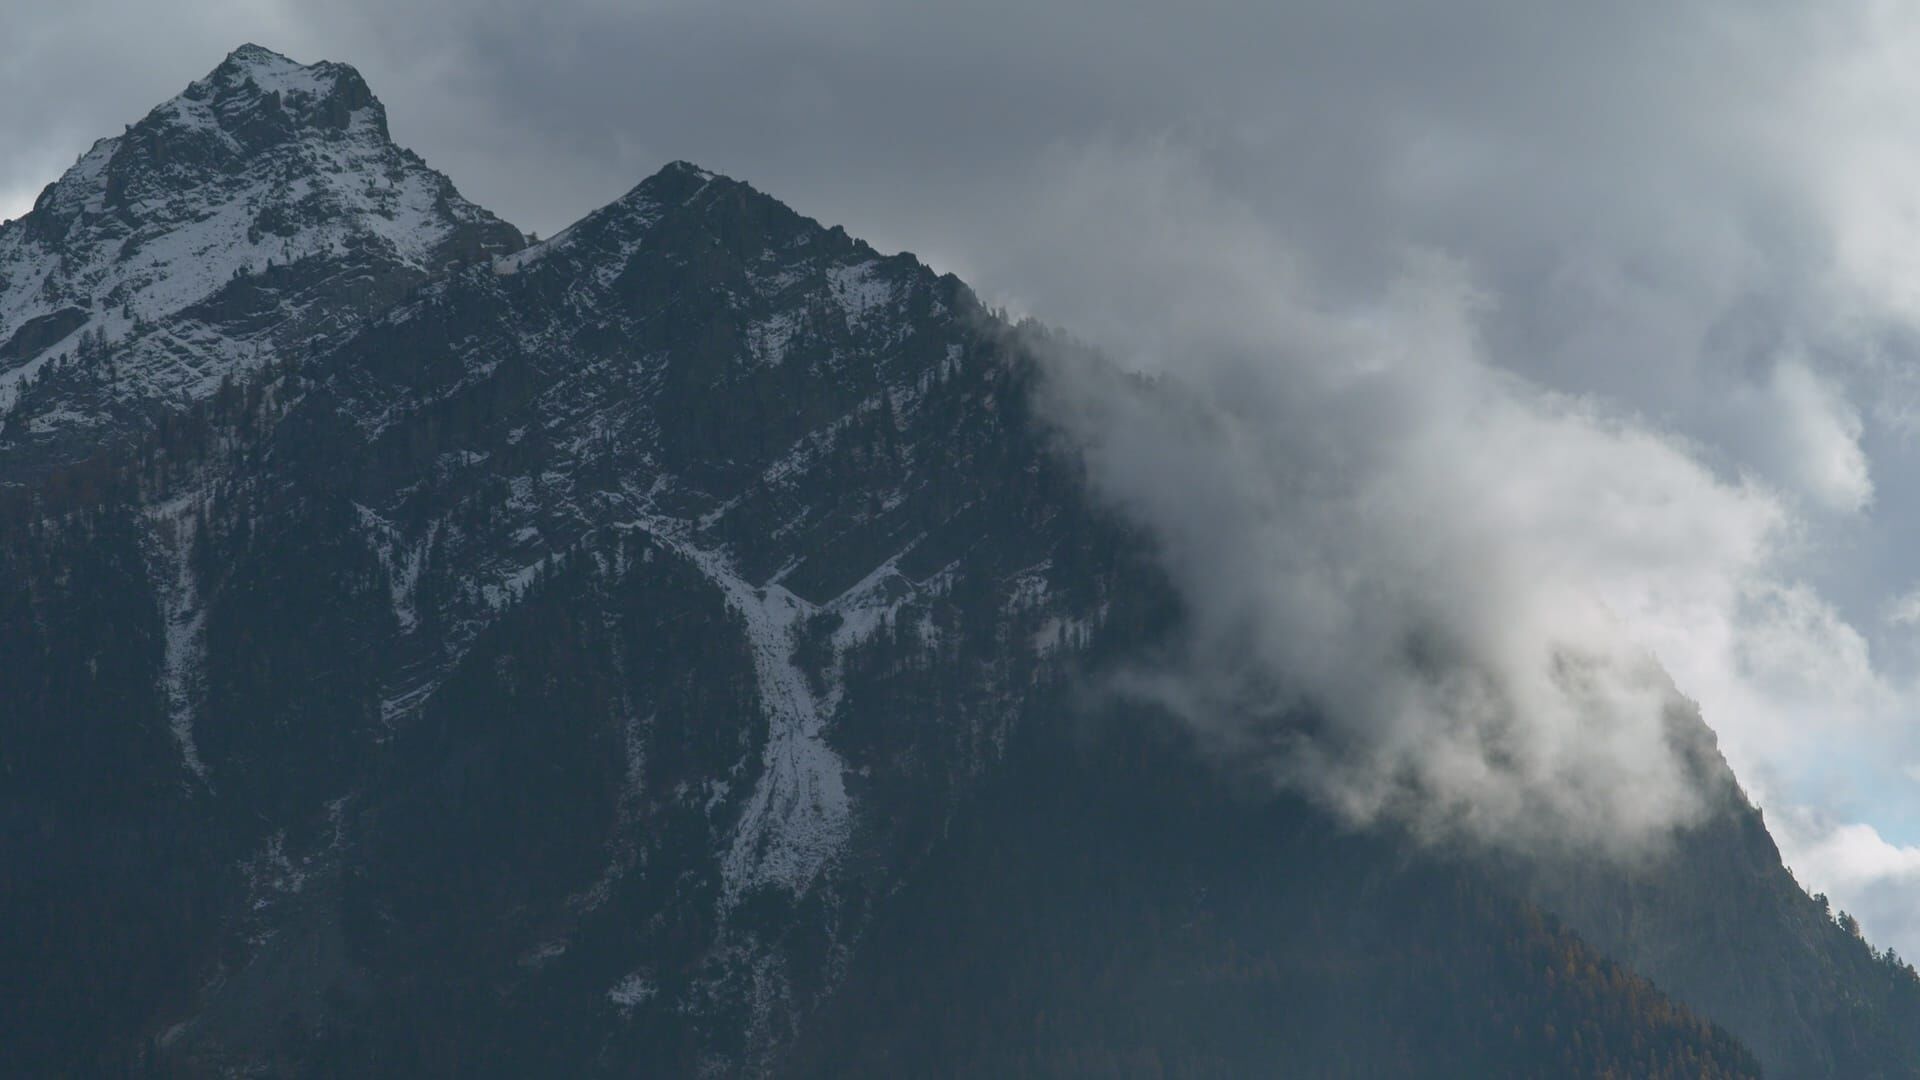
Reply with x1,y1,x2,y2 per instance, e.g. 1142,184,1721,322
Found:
1028,150,1786,854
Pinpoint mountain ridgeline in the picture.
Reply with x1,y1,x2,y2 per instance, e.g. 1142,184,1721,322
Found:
1,45,1916,1078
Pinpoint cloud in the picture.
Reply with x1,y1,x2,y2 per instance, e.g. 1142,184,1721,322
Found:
1023,146,1782,855
0,184,37,225
1888,590,1920,629
1743,360,1873,514
1012,134,1920,978
1778,810,1920,960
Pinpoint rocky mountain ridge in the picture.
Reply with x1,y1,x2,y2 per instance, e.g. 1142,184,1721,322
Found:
0,43,520,472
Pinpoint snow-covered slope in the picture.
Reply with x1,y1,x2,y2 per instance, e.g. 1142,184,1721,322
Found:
0,44,521,471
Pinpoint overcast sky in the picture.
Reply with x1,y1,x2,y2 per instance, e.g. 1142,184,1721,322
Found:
13,0,1920,956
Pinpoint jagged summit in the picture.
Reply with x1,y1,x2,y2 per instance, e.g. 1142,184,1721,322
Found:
489,158,805,275
224,42,287,62
185,43,389,141
212,42,332,79
28,45,389,233
491,157,915,302
0,43,522,470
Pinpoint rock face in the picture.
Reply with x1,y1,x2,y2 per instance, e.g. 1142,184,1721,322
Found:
0,44,521,473
163,160,1115,1074
0,45,1916,1079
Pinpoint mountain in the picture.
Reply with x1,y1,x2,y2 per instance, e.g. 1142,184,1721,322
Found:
2,46,1917,1078
0,43,521,475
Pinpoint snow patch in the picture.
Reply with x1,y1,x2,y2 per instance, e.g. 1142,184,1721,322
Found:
223,48,338,105
379,678,438,726
144,491,210,782
825,260,898,327
828,549,923,654
608,972,658,1012
354,504,429,633
619,517,851,906
521,940,568,968
744,308,806,367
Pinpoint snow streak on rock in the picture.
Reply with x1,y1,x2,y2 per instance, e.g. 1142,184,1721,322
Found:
627,518,852,907
144,491,210,782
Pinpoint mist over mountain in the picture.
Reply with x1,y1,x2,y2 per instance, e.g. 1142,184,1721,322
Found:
4,44,1920,1079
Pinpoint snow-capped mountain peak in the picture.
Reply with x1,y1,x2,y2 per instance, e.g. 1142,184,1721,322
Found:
0,45,522,470
193,43,387,137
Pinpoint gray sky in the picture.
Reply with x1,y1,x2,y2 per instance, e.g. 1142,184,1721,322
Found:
12,0,1920,955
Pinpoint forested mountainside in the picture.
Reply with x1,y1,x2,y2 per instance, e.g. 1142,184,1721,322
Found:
2,45,1918,1078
